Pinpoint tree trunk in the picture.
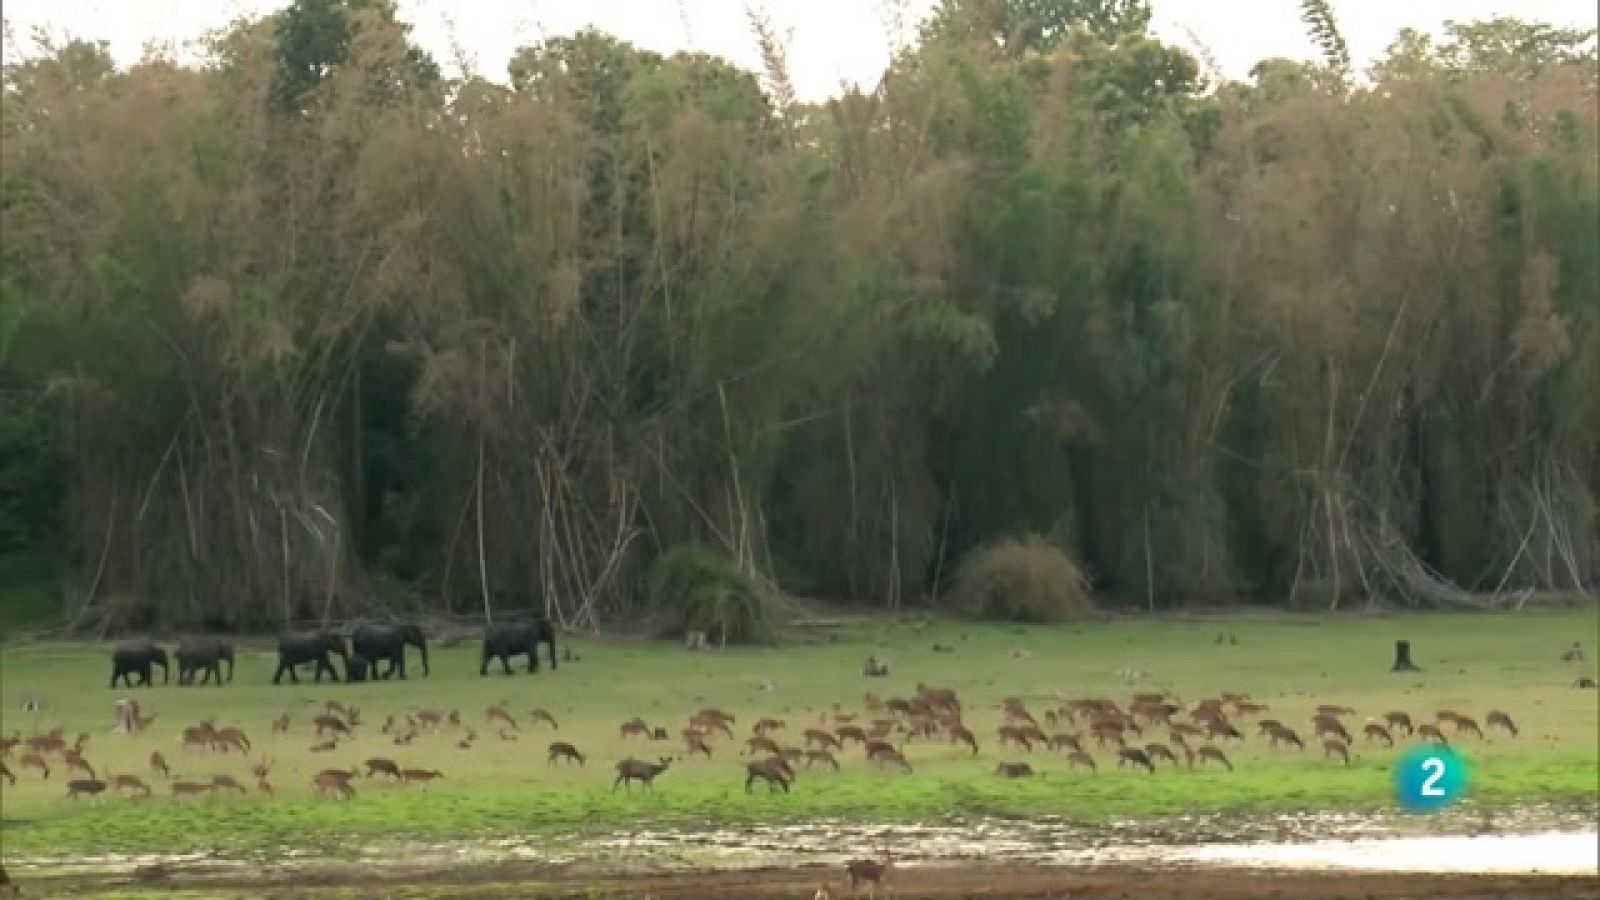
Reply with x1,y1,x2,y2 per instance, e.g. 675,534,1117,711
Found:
1391,639,1421,672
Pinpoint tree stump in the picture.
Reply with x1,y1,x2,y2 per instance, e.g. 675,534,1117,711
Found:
1391,640,1421,672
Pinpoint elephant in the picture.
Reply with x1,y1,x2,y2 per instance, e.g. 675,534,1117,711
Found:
109,641,169,688
175,639,235,686
273,631,349,684
346,654,371,682
351,622,430,680
480,619,559,676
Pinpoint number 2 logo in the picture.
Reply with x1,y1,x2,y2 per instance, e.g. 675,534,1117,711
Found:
1420,757,1446,796
1397,746,1467,812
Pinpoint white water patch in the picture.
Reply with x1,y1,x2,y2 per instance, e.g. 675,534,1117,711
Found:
1161,830,1600,875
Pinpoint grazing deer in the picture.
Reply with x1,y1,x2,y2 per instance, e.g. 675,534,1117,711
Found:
325,700,350,719
1144,744,1178,767
1090,724,1127,749
1486,710,1518,738
401,768,442,784
1117,746,1156,774
364,758,402,780
695,708,736,728
181,723,217,752
73,732,89,753
745,735,781,757
1205,720,1244,742
1048,732,1083,754
487,705,518,731
171,780,213,798
150,751,170,778
804,728,842,751
66,778,107,800
745,757,794,793
547,742,585,766
1255,718,1284,736
865,741,912,773
1363,721,1394,747
613,757,672,792
310,739,338,753
835,725,868,746
753,717,785,736
682,731,713,758
1316,705,1355,718
1170,722,1203,739
994,762,1034,779
804,749,839,771
63,750,96,780
1312,716,1352,744
18,753,49,779
1383,711,1414,735
111,774,152,797
864,692,884,712
414,710,443,731
620,718,650,740
1219,692,1251,705
527,709,560,730
1417,723,1450,745
1195,746,1233,771
1003,707,1040,729
915,683,960,714
313,770,357,799
214,728,250,754
314,715,351,739
210,775,247,794
1451,715,1485,740
844,854,893,898
948,725,979,756
1233,701,1269,717
1322,740,1351,766
1265,724,1304,751
271,714,291,735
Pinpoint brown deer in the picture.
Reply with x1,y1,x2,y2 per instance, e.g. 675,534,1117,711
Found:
994,762,1034,779
682,731,713,758
1065,749,1098,773
620,718,651,740
916,683,960,713
325,700,351,719
73,732,89,753
171,780,213,798
364,758,402,780
1048,732,1083,754
1363,721,1394,747
691,714,734,740
1316,704,1356,718
1417,723,1450,745
547,742,585,766
271,713,291,735
1170,722,1204,739
1312,716,1352,744
1265,724,1304,751
17,753,49,779
1450,715,1485,740
66,778,107,799
1383,711,1414,735
804,749,840,771
694,708,736,728
1090,724,1127,749
1233,701,1270,717
310,739,338,753
844,854,893,898
213,728,251,754
1205,720,1244,742
753,717,785,736
63,750,96,780
1255,718,1284,736
181,723,217,752
865,741,912,773
527,708,560,730
111,774,152,797
1219,691,1251,705
613,757,672,791
948,725,979,756
1486,710,1518,738
745,735,782,757
210,775,247,794
401,768,442,784
835,725,868,746
864,691,884,712
487,705,518,732
150,751,170,778
1144,743,1178,767
1323,740,1351,766
414,710,444,731
804,728,842,751
313,715,351,739
745,757,794,793
1196,746,1233,771
313,769,357,799
1117,746,1156,774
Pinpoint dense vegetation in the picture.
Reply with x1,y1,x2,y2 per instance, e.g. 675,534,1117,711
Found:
1,0,1595,632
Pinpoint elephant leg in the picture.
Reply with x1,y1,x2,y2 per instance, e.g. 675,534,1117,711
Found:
110,668,122,689
479,652,490,677
394,655,406,680
209,663,223,686
313,657,326,682
529,646,539,674
500,652,514,676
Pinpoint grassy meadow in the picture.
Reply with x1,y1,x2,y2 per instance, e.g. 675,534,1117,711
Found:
1,610,1596,863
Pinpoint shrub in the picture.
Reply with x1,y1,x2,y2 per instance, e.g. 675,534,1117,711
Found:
944,534,1094,621
643,544,778,644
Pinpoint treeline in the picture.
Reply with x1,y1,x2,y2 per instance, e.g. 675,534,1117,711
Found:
1,0,1595,632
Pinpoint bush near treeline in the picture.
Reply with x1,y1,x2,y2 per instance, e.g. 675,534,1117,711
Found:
1,0,1595,632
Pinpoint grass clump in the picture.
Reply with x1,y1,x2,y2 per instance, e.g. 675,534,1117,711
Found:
643,544,778,644
945,533,1093,622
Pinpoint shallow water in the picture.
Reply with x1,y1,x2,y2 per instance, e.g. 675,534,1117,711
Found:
1163,831,1599,874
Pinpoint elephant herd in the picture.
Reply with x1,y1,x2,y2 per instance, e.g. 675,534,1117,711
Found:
107,620,559,688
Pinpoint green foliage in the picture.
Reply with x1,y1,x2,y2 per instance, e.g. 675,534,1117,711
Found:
945,533,1094,620
642,545,777,643
1298,0,1353,84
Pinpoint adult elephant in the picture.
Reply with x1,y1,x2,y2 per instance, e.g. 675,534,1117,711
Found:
273,631,348,684
175,639,235,686
109,641,169,688
480,619,559,676
351,622,430,680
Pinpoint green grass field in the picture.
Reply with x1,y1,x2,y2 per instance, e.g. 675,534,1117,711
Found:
1,610,1596,864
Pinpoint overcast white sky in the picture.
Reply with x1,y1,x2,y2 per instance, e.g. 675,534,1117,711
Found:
3,1,1595,101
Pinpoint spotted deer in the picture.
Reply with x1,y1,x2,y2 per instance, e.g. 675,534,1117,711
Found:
994,762,1035,779
745,735,781,757
111,774,152,797
1486,710,1518,738
864,741,912,773
1322,740,1351,766
1363,721,1394,747
150,751,170,778
66,778,107,800
1117,746,1156,774
1383,711,1414,735
804,749,840,771
170,780,213,798
527,708,560,730
1196,746,1233,771
803,728,841,751
744,757,794,793
401,768,443,784
210,775,247,794
613,757,672,792
364,758,402,780
313,769,357,799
